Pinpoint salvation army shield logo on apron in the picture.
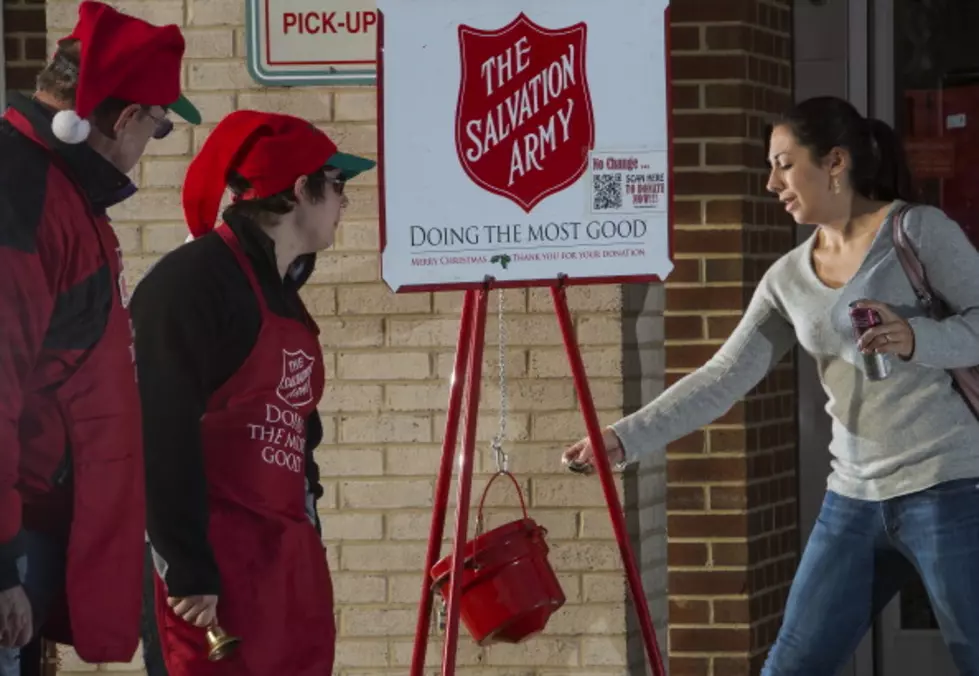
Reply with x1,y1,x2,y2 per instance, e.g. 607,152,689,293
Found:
276,348,316,408
454,13,596,213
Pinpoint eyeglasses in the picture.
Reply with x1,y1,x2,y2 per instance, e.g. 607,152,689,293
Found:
146,111,173,140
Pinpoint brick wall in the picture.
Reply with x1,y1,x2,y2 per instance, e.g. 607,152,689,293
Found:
43,1,669,674
3,0,47,95
664,1,798,675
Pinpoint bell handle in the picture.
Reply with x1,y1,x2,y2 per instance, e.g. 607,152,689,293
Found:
474,470,529,536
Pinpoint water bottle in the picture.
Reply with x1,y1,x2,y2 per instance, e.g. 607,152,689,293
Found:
849,305,891,381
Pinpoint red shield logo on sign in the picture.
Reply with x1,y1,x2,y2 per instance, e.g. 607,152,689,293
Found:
455,13,595,213
277,349,315,408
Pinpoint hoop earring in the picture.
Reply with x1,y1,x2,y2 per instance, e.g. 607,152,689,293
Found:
832,177,841,195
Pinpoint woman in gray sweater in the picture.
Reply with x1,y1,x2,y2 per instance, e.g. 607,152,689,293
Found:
562,95,979,675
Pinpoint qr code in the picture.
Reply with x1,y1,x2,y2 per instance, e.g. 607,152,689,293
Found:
592,174,622,211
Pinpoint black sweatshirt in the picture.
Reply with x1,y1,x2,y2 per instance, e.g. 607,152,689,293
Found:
130,215,324,598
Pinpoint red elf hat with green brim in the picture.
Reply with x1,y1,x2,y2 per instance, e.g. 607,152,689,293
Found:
51,0,201,145
182,110,376,240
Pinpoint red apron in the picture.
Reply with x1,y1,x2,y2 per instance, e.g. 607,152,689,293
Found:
48,212,146,662
154,224,333,676
4,108,146,662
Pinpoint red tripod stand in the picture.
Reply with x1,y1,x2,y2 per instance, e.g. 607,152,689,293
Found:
408,279,666,676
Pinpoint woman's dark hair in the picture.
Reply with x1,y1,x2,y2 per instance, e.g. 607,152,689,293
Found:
775,96,915,202
222,166,336,225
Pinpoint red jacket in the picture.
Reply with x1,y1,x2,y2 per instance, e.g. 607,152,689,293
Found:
0,92,146,662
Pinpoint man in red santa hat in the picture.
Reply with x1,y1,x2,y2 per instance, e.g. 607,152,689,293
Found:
0,1,199,674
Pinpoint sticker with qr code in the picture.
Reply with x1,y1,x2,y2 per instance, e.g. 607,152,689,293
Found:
588,150,668,215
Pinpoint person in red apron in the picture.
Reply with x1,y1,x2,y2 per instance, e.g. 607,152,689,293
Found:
0,2,199,674
130,110,375,676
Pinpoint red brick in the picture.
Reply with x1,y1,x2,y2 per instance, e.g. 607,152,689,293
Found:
706,199,752,224
666,431,706,455
706,141,763,167
673,83,701,110
704,25,757,53
671,627,751,652
712,542,749,566
2,7,45,32
668,258,702,284
666,286,744,312
672,54,749,80
24,36,46,60
665,343,716,370
714,599,751,623
664,314,703,340
670,656,710,676
669,570,748,596
673,200,703,225
669,513,748,538
670,598,710,624
674,113,746,138
675,171,753,197
4,37,18,61
668,542,709,567
714,657,752,676
668,457,746,483
674,142,702,167
705,83,757,109
704,257,744,282
710,486,749,510
5,65,36,90
668,486,706,511
674,229,743,255
709,428,746,453
670,0,755,24
671,25,701,51
707,315,743,339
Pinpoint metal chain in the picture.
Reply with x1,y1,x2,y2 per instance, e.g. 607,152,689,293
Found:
491,288,509,473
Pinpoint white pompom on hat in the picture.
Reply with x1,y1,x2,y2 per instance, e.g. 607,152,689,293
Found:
51,109,92,144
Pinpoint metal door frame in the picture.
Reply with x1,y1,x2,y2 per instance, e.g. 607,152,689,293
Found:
794,0,875,673
868,1,957,673
0,9,7,111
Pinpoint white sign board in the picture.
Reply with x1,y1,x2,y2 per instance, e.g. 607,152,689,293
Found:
377,0,673,293
246,0,377,86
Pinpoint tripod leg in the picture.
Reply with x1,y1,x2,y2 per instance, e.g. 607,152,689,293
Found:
441,288,490,676
551,285,666,676
409,290,477,676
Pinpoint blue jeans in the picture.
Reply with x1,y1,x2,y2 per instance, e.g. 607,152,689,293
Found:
763,478,979,675
0,531,65,676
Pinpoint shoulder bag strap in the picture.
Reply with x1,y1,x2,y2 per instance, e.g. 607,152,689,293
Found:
890,202,936,314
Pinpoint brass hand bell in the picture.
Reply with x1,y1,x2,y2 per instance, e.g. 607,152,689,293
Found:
206,622,241,661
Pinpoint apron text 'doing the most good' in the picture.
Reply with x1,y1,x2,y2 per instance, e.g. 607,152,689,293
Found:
154,225,332,676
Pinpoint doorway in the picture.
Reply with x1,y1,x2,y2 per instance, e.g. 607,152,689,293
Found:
794,0,971,674
875,0,978,669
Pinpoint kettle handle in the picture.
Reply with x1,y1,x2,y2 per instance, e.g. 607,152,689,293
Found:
474,470,529,536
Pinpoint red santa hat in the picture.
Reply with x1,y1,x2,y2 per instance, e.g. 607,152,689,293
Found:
182,110,376,240
50,0,200,144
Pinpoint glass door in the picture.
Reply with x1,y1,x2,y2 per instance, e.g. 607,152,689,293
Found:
875,0,976,671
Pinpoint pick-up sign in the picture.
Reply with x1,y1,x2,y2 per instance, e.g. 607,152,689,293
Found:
245,0,377,86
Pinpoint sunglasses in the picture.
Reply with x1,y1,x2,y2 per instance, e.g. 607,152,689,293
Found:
146,111,173,140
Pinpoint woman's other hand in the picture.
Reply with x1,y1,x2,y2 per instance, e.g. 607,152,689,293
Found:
852,299,916,359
